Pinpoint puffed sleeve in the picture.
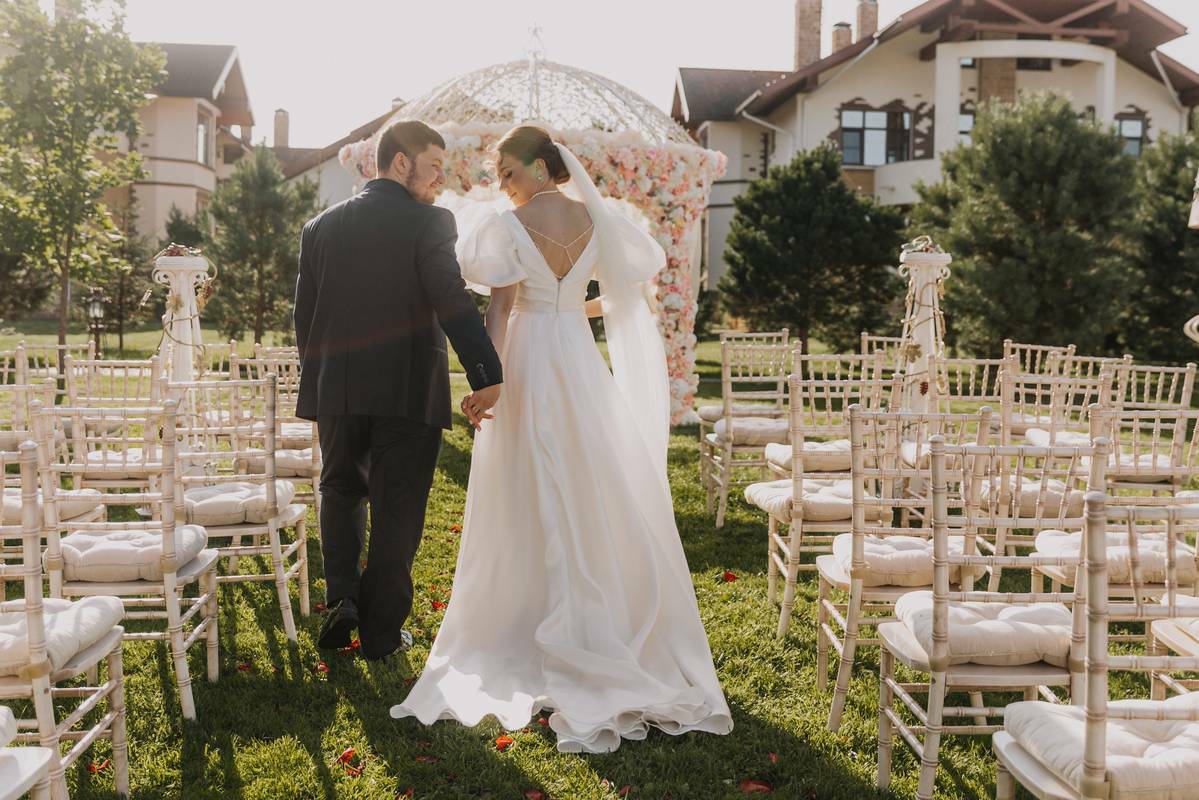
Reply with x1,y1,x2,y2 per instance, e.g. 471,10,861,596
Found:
595,213,666,286
458,211,526,295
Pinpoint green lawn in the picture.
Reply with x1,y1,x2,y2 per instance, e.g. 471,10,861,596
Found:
3,375,1019,800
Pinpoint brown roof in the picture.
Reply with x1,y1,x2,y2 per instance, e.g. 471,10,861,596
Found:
742,0,1196,116
278,107,399,180
672,67,789,129
144,43,253,127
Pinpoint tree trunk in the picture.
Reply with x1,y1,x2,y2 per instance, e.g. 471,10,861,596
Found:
254,261,266,344
116,275,125,354
799,326,810,358
57,267,70,347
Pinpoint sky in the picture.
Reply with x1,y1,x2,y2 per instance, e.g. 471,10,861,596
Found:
96,0,1199,150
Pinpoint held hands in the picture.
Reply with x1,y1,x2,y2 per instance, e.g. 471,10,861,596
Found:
461,384,501,430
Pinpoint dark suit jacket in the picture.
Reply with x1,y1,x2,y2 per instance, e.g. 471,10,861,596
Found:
293,179,502,429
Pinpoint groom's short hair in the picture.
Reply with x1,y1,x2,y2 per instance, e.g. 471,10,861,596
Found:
376,120,445,174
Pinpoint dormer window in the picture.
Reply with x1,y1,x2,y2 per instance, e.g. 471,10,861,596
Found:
840,107,910,167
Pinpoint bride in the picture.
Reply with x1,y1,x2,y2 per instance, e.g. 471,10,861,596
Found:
390,125,732,753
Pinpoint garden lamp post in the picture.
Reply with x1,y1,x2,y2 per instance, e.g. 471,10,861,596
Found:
86,286,106,358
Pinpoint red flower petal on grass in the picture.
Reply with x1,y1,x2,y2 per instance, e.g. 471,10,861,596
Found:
337,747,356,764
236,662,253,672
397,790,414,799
415,755,439,764
722,571,738,583
431,600,447,611
739,779,773,794
315,661,330,675
524,791,545,800
449,524,462,533
495,735,514,751
344,764,363,777
768,752,779,765
315,602,327,613
86,759,110,773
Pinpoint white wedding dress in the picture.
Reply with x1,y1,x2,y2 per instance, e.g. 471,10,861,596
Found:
390,146,733,753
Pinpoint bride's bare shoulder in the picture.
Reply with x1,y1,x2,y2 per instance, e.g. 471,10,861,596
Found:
514,196,592,229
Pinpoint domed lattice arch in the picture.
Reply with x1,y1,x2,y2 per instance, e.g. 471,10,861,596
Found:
340,57,726,424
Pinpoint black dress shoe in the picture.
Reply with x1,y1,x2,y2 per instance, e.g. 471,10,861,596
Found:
317,598,359,650
362,630,414,661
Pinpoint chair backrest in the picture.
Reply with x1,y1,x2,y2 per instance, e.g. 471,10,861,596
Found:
1111,362,1197,412
1003,339,1076,376
195,341,242,380
19,341,94,377
795,352,887,385
167,376,280,518
65,356,162,407
938,356,1006,413
1052,352,1133,383
0,379,56,446
1077,496,1199,799
1001,359,1115,444
34,402,185,588
860,332,906,373
1088,406,1199,490
0,443,54,680
789,374,901,480
719,328,790,348
719,340,793,418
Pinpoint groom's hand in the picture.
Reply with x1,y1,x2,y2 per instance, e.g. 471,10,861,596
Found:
461,384,501,430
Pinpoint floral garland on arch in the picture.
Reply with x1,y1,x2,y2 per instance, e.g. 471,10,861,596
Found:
339,123,727,425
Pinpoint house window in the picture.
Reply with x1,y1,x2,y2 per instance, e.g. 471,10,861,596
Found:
959,111,975,145
197,115,211,166
840,108,910,167
1118,117,1146,157
1017,34,1052,71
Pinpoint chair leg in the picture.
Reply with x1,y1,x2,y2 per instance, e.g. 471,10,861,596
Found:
816,574,830,692
270,521,298,643
205,568,220,682
228,532,242,576
31,674,65,800
297,517,311,617
311,471,322,517
1148,626,1166,701
995,761,1016,800
775,520,801,639
828,579,863,732
877,648,895,790
766,516,779,604
31,773,51,800
716,443,733,528
916,671,947,800
165,579,197,720
968,691,987,726
108,645,130,798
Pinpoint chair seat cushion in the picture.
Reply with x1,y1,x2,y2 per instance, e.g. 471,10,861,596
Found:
82,448,150,479
899,441,931,468
763,439,853,473
1107,452,1175,483
243,448,317,477
183,481,296,526
1024,428,1090,448
0,596,123,677
696,403,779,424
1035,529,1197,585
57,526,208,583
744,478,881,523
1004,411,1054,436
1005,692,1199,800
832,533,985,587
2,488,101,524
976,476,1084,518
0,705,14,748
895,590,1073,666
713,417,789,446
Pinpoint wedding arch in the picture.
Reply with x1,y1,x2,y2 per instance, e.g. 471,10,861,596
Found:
337,54,726,425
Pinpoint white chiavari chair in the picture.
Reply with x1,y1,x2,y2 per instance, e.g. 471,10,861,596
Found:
1112,361,1197,413
860,331,906,374
994,498,1199,800
1002,361,1115,447
33,402,219,721
1002,339,1075,377
0,705,51,800
0,443,128,799
245,352,321,516
875,437,1105,800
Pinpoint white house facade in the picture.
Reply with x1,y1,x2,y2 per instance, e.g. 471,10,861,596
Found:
674,0,1199,290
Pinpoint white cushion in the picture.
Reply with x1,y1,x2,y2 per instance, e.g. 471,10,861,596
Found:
899,440,931,468
243,448,317,477
1004,411,1053,436
82,448,147,479
1108,452,1174,483
57,526,208,583
763,439,852,472
276,422,313,449
1179,490,1199,507
696,403,778,423
713,416,789,446
0,706,14,748
2,488,101,524
895,590,1073,666
976,475,1084,517
1036,529,1198,585
832,533,986,587
1005,693,1199,800
1024,428,1090,448
744,478,882,522
183,481,296,526
0,596,123,677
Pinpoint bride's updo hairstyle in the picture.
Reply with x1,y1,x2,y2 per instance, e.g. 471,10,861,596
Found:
495,125,570,184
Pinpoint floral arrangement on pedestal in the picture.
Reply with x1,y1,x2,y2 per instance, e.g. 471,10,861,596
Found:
339,123,726,425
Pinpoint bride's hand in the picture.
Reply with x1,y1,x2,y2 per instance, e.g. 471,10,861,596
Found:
461,384,501,430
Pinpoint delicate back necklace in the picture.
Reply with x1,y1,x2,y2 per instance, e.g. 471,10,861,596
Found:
528,188,559,202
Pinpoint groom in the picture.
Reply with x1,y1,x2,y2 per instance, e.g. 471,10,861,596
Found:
294,119,503,660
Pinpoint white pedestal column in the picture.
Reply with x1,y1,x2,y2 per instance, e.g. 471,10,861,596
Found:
899,248,952,413
153,255,211,388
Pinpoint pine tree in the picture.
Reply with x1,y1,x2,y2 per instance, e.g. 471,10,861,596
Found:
910,91,1135,355
719,145,904,354
202,146,320,342
1120,128,1199,363
160,205,205,250
96,189,154,353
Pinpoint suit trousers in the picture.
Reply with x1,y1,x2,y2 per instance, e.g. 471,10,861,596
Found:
317,414,442,657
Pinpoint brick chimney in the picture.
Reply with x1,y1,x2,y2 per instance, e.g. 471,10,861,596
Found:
795,0,822,70
274,109,289,149
832,21,853,53
857,0,878,41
